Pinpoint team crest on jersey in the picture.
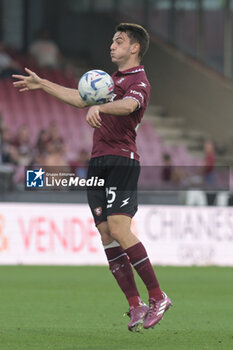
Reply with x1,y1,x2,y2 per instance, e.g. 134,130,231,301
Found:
117,77,125,84
94,207,102,216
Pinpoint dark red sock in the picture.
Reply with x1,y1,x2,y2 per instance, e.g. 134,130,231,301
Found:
125,242,163,301
104,243,141,307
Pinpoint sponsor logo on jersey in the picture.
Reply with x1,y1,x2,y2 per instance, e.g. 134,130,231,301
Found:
130,90,144,103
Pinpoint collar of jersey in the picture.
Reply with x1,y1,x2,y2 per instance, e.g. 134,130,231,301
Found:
116,65,144,76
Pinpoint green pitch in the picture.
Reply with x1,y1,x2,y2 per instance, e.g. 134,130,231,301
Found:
0,266,232,350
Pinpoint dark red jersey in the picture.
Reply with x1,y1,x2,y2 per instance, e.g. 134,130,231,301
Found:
91,65,151,161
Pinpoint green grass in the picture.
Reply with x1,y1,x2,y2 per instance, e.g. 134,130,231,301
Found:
0,266,232,350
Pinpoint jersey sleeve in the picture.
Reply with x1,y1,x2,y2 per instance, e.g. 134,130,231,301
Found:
122,80,150,110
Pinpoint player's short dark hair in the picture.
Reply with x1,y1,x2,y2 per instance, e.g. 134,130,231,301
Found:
115,23,150,60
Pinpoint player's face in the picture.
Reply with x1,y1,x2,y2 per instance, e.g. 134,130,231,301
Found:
110,31,135,66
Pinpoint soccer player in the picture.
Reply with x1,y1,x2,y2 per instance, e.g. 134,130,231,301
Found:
13,23,172,331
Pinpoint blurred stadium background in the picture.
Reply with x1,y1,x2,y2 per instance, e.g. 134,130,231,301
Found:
0,1,233,349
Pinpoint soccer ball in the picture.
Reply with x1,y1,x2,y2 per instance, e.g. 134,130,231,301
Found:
78,70,114,105
78,69,114,105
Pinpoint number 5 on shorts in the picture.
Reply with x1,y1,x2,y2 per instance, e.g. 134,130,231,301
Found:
106,187,117,207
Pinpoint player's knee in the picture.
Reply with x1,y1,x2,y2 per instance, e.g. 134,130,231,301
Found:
108,215,131,241
109,228,121,241
100,231,113,245
97,222,113,245
108,221,125,241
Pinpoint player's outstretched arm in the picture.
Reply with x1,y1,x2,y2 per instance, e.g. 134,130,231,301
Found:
13,68,87,108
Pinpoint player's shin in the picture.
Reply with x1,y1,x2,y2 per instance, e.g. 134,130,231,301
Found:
125,242,164,301
104,241,141,307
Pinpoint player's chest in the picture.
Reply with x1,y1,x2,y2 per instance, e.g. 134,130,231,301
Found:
111,77,129,101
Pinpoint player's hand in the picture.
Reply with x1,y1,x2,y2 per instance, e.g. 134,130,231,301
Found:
86,105,102,128
12,68,42,92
